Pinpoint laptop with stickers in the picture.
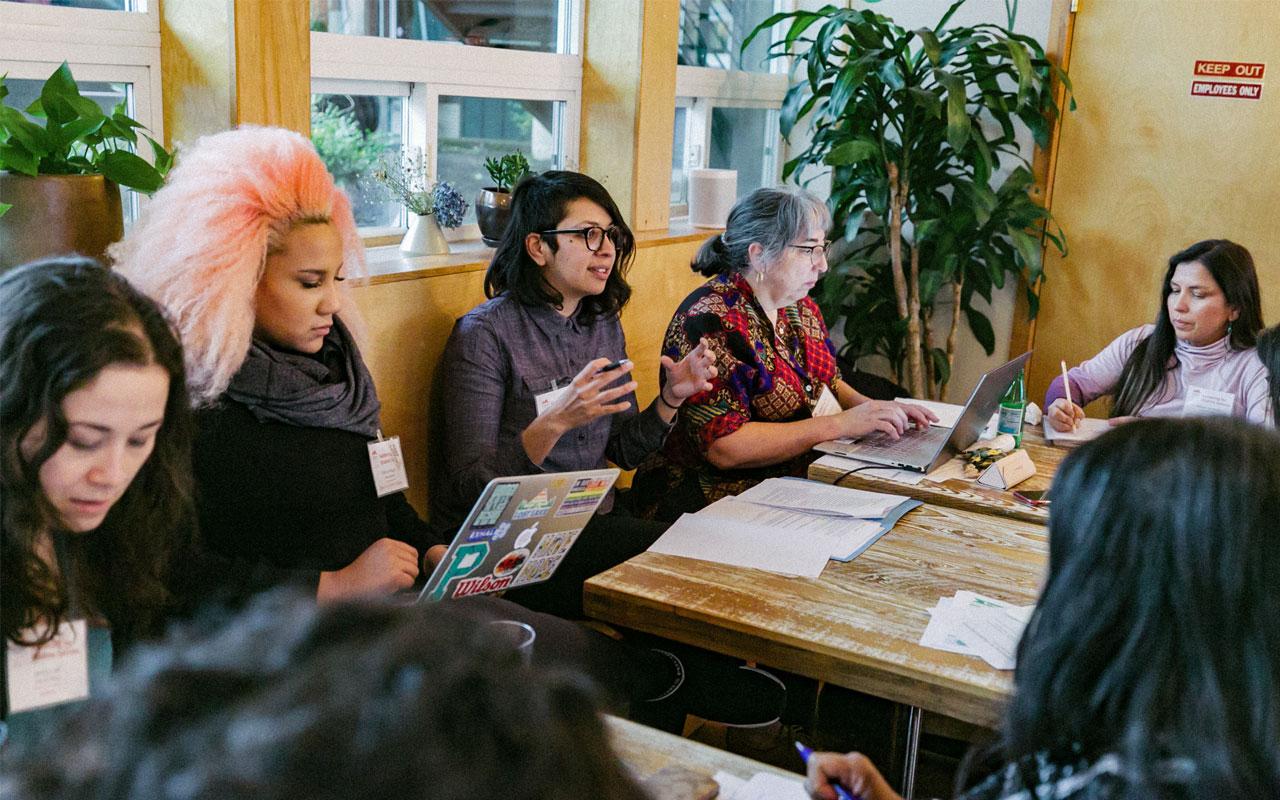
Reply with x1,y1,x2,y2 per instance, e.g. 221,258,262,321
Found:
418,468,620,603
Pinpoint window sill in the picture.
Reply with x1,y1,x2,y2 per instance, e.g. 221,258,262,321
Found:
361,224,720,285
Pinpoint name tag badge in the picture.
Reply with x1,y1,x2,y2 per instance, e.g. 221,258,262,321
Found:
367,431,410,498
535,383,572,418
1183,386,1235,418
6,619,90,714
812,385,842,418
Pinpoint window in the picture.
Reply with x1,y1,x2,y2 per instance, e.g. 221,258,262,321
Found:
310,0,581,240
0,1,163,224
311,91,407,228
672,0,790,219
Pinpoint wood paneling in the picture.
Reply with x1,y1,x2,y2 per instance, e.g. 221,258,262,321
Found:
159,0,235,147
232,0,310,133
1027,0,1280,405
585,503,1047,728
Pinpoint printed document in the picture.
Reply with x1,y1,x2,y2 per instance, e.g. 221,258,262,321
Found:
736,477,910,518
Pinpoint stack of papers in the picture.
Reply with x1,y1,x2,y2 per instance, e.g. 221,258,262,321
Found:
647,478,921,578
714,771,808,800
919,590,1034,670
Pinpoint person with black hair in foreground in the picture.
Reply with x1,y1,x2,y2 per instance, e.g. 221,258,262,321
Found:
805,418,1280,800
0,590,652,800
1255,324,1280,421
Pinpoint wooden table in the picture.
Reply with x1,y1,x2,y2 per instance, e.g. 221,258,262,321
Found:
586,504,1048,796
808,429,1068,525
607,715,799,797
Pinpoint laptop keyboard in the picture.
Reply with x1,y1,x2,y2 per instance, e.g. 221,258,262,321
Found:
854,425,949,462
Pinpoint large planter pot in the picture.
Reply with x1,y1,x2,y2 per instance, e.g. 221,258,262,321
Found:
400,213,450,257
475,187,513,247
0,173,124,273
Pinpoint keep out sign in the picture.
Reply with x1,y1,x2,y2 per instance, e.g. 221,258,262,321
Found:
1190,60,1264,101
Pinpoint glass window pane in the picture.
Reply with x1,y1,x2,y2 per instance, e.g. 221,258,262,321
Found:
437,96,561,226
2,0,134,9
709,107,776,198
6,78,140,224
311,93,405,228
671,106,688,206
678,0,776,73
311,0,563,53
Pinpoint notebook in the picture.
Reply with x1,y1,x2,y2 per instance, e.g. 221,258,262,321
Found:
418,468,619,602
814,352,1032,472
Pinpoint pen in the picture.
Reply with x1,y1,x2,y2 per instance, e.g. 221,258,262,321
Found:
795,741,859,800
1060,360,1077,432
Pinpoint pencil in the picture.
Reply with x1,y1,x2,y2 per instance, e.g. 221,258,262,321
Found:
1060,360,1076,431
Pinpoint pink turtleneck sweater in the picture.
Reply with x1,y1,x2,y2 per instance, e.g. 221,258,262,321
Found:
1045,324,1272,425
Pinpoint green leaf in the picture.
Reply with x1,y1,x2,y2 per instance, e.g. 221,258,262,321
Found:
934,70,971,149
1008,226,1043,273
0,201,10,218
1002,36,1034,99
39,62,81,124
54,116,106,150
906,87,942,118
98,149,164,192
0,106,52,156
964,307,996,354
145,134,173,176
914,28,942,66
825,139,879,166
930,346,951,385
0,142,40,175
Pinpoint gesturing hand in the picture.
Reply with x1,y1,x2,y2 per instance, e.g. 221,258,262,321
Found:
660,339,717,405
545,357,638,433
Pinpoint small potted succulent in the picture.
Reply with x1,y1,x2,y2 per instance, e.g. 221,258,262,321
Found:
0,63,172,272
476,150,530,247
366,149,468,256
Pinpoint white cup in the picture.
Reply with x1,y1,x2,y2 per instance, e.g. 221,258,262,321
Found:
487,619,536,665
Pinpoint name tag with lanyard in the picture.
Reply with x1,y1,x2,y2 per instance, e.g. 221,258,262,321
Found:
367,429,410,497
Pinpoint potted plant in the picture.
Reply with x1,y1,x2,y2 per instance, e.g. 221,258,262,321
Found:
476,150,530,246
366,149,468,256
0,63,172,272
748,0,1072,399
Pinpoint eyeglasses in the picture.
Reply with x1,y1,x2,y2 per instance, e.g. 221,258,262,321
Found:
538,225,622,253
788,242,832,265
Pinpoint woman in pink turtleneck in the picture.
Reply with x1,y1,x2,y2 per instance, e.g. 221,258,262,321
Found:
1047,239,1270,430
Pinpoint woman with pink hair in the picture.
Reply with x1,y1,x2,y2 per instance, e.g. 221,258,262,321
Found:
112,127,787,728
112,126,436,601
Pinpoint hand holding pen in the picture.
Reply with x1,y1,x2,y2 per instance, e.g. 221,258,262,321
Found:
797,742,902,800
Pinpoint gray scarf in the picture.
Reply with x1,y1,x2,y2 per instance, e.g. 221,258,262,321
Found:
225,318,381,437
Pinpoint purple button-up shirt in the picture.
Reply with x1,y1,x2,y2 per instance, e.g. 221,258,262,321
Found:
431,293,672,530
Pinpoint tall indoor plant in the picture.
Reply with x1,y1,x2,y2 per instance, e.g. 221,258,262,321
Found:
0,63,172,271
748,0,1072,398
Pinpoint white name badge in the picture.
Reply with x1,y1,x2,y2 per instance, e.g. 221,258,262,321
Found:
535,384,572,418
6,619,90,714
367,432,410,498
812,385,842,417
1183,386,1235,418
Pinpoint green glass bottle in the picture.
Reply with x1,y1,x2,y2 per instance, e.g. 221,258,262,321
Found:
997,369,1026,447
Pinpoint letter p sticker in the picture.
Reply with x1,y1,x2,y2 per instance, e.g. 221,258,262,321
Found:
428,542,489,601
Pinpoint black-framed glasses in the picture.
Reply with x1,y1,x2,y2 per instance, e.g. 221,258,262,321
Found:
539,225,622,253
788,242,832,265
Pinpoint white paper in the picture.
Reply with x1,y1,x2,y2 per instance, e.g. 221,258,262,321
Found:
721,772,809,800
647,512,833,578
812,385,842,417
1182,386,1235,417
1042,416,1110,445
535,384,572,417
918,592,1033,670
714,772,747,798
895,397,965,428
736,477,910,518
811,453,927,486
6,619,90,713
706,497,886,560
366,436,410,498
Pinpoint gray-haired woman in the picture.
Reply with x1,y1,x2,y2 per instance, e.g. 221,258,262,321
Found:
634,187,933,519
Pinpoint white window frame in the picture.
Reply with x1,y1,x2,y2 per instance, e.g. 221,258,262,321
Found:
671,0,793,221
0,2,164,151
310,2,584,241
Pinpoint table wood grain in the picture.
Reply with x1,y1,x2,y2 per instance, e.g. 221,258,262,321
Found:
807,429,1069,525
586,505,1047,729
607,715,798,790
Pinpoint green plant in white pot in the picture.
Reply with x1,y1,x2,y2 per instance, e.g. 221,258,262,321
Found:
0,63,172,272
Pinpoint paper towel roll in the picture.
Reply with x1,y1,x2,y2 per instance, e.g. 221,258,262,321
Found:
688,168,737,228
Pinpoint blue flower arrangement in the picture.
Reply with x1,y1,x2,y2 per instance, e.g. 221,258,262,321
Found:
431,182,467,229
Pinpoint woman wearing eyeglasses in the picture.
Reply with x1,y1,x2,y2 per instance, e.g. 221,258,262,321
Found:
434,171,718,618
633,187,934,520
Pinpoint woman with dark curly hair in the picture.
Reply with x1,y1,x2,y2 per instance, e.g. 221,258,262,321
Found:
0,256,193,746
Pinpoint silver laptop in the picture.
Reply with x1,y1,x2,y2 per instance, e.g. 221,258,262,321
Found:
418,468,620,602
814,352,1032,473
